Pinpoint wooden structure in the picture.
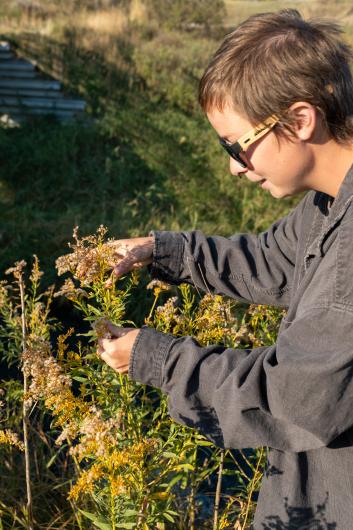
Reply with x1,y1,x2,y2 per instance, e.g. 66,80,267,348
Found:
0,40,86,123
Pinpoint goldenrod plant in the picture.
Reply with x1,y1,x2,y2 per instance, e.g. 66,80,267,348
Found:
0,226,284,529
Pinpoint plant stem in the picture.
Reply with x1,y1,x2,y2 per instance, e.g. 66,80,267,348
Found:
241,447,264,530
19,273,34,530
213,449,225,530
111,486,116,530
147,292,159,322
137,495,148,528
188,446,198,530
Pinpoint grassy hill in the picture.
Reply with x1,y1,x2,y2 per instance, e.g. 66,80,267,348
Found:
0,0,351,280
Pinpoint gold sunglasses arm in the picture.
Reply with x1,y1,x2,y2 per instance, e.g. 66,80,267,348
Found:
237,115,279,151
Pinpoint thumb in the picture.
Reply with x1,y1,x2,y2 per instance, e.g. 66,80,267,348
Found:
106,322,135,338
105,321,124,337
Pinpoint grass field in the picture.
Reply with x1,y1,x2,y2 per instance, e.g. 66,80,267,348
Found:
0,0,352,279
0,1,296,281
0,0,352,282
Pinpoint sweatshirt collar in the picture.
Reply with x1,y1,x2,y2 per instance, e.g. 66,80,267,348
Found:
307,164,353,257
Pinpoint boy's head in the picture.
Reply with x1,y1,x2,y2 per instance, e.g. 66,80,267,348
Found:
199,9,353,198
199,8,353,144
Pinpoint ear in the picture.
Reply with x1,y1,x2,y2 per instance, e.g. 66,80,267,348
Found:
288,102,318,141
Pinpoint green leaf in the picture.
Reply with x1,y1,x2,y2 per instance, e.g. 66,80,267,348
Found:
173,463,194,471
72,375,88,383
86,304,102,316
162,451,177,459
115,524,136,529
79,509,111,530
194,439,214,446
46,443,68,469
166,473,183,489
94,522,112,530
163,512,176,523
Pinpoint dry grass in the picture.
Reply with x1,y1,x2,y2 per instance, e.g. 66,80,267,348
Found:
224,1,353,44
225,0,353,20
74,0,147,36
2,0,353,48
0,0,150,70
0,0,146,40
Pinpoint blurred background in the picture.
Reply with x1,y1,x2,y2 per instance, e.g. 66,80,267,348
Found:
0,0,352,283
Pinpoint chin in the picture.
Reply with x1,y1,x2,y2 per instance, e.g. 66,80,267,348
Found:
269,188,292,199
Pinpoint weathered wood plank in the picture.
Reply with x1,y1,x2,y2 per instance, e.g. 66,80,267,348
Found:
0,79,61,90
0,97,86,110
0,42,11,52
0,52,15,60
0,40,87,123
0,70,37,79
0,107,85,119
0,60,35,71
0,88,64,98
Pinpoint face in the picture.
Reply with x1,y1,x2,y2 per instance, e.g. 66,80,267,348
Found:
207,104,313,199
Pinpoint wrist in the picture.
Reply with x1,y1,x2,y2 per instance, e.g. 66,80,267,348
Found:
146,234,155,264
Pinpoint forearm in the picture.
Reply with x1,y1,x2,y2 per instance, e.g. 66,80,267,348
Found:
129,305,353,452
150,228,293,306
148,194,313,306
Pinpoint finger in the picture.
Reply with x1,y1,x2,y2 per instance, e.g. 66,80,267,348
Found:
97,343,104,357
131,260,150,269
101,337,116,352
100,335,129,353
111,257,136,278
105,273,115,288
105,321,124,335
100,351,129,373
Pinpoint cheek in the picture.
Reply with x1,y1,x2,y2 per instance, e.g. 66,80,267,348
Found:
267,137,309,176
246,133,283,169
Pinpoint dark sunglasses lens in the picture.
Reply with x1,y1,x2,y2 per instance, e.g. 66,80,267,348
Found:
219,139,247,168
226,147,247,168
231,151,247,168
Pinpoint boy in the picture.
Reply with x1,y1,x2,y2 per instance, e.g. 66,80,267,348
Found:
98,9,353,528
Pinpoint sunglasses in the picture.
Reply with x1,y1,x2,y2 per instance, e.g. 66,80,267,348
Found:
218,114,279,169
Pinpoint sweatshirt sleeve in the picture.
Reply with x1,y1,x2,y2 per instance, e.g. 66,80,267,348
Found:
129,303,353,453
149,193,311,307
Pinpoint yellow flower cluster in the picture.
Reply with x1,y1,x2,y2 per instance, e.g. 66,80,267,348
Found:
69,462,105,500
0,429,24,451
69,438,158,501
154,296,182,333
56,225,116,286
109,475,126,497
146,279,171,297
108,439,158,472
152,288,241,347
193,293,236,346
54,278,88,301
22,337,72,407
22,329,159,503
70,406,120,460
5,259,27,280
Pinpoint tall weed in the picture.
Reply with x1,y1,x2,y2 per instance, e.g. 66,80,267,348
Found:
0,227,285,528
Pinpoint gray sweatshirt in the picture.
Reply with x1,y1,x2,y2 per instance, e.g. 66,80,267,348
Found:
129,165,353,529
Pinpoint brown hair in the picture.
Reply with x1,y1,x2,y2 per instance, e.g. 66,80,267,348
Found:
199,9,353,144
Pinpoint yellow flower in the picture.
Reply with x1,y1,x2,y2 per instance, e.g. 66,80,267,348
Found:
110,475,126,496
68,462,104,500
0,429,24,451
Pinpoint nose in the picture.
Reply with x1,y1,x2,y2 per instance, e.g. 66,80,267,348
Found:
229,157,248,177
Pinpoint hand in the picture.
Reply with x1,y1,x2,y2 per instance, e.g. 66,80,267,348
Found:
105,236,154,287
97,321,140,374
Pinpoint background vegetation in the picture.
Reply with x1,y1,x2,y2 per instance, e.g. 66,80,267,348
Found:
0,0,353,528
